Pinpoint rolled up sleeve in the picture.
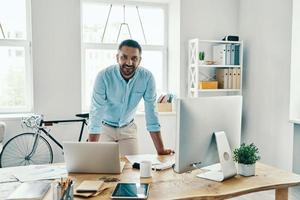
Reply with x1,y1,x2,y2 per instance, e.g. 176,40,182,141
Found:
144,74,160,132
88,72,107,134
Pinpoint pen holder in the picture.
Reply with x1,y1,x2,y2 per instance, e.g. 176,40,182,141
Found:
53,181,74,200
157,103,172,112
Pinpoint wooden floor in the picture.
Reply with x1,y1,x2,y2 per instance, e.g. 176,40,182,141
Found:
230,186,300,200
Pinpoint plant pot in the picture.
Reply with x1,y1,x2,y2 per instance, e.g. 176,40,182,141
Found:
238,163,256,176
199,60,205,65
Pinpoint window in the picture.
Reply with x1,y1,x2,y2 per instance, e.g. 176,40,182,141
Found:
0,0,32,113
81,0,168,111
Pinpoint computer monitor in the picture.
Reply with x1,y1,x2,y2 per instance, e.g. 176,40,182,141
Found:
174,96,242,175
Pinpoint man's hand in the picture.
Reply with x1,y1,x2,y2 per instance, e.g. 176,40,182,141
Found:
88,134,100,142
150,131,174,155
157,148,174,155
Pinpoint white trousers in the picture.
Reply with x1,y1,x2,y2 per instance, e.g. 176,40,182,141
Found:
99,122,138,156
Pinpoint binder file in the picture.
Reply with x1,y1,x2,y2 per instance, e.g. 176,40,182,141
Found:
231,45,235,65
213,45,226,65
236,68,241,89
232,68,237,89
226,44,231,65
228,68,233,89
216,69,229,89
234,45,240,65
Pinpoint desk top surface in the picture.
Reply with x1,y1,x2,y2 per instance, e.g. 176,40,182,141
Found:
42,156,300,200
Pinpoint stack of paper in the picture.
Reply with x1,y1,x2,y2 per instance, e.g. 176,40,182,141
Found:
12,165,67,182
7,181,51,200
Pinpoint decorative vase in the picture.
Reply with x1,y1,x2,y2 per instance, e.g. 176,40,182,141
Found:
238,163,256,176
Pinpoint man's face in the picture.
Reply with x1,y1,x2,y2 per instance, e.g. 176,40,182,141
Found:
116,46,141,80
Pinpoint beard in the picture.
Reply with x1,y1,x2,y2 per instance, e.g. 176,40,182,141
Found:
120,64,137,78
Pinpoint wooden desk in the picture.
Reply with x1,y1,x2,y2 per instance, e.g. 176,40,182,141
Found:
44,158,300,200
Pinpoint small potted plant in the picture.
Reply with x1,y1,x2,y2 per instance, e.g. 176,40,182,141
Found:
233,143,261,176
199,51,205,64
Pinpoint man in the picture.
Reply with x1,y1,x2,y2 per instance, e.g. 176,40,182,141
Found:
88,39,173,156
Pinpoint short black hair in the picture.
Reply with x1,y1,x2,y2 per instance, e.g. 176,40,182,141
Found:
118,39,142,54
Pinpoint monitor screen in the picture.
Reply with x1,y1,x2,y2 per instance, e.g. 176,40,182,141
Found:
174,96,242,173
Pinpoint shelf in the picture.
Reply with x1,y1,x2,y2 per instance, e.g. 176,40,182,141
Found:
188,38,243,97
198,39,242,44
191,89,241,92
196,65,241,68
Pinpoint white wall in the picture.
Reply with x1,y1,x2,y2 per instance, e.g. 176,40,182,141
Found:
180,0,239,97
239,0,294,170
32,0,82,119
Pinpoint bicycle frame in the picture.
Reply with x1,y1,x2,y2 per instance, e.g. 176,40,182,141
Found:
26,118,87,159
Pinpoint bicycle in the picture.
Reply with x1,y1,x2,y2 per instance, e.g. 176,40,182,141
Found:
0,113,89,168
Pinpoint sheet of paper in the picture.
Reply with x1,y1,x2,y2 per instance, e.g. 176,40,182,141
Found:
125,154,162,165
12,165,67,182
0,182,21,199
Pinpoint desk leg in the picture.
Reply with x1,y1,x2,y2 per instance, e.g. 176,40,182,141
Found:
275,188,288,200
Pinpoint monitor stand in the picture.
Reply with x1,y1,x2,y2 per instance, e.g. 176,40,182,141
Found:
196,131,237,182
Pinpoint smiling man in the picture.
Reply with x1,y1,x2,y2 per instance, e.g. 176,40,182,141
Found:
88,39,173,156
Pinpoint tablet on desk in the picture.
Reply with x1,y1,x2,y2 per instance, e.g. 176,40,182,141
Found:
111,183,150,199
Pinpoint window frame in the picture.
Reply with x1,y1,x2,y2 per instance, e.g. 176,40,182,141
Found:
0,0,33,114
80,0,168,111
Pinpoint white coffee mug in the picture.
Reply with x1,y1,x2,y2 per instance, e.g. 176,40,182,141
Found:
140,160,152,178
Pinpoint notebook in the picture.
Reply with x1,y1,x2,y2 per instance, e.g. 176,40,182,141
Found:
7,181,51,200
76,180,104,193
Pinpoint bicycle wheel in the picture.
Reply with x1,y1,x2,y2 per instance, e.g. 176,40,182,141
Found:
0,132,53,167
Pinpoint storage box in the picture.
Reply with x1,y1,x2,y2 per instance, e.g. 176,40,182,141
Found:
198,81,218,89
157,103,172,112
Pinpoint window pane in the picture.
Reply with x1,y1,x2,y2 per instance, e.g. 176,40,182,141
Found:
84,49,117,109
0,0,27,39
84,49,163,110
140,51,163,93
82,2,164,45
0,46,27,109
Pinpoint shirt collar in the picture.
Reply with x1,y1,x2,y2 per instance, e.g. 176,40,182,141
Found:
114,64,140,83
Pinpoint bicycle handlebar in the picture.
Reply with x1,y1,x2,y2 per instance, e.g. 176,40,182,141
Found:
22,115,43,129
75,113,89,119
21,114,88,129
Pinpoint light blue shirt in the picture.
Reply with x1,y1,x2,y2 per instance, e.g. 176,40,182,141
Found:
88,65,160,134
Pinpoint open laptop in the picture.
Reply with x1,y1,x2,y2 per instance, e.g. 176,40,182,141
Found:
63,142,125,174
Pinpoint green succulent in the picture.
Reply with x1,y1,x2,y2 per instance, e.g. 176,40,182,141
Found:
233,143,261,165
199,51,205,61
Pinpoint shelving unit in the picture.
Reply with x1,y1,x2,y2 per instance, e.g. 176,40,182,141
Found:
188,38,243,97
